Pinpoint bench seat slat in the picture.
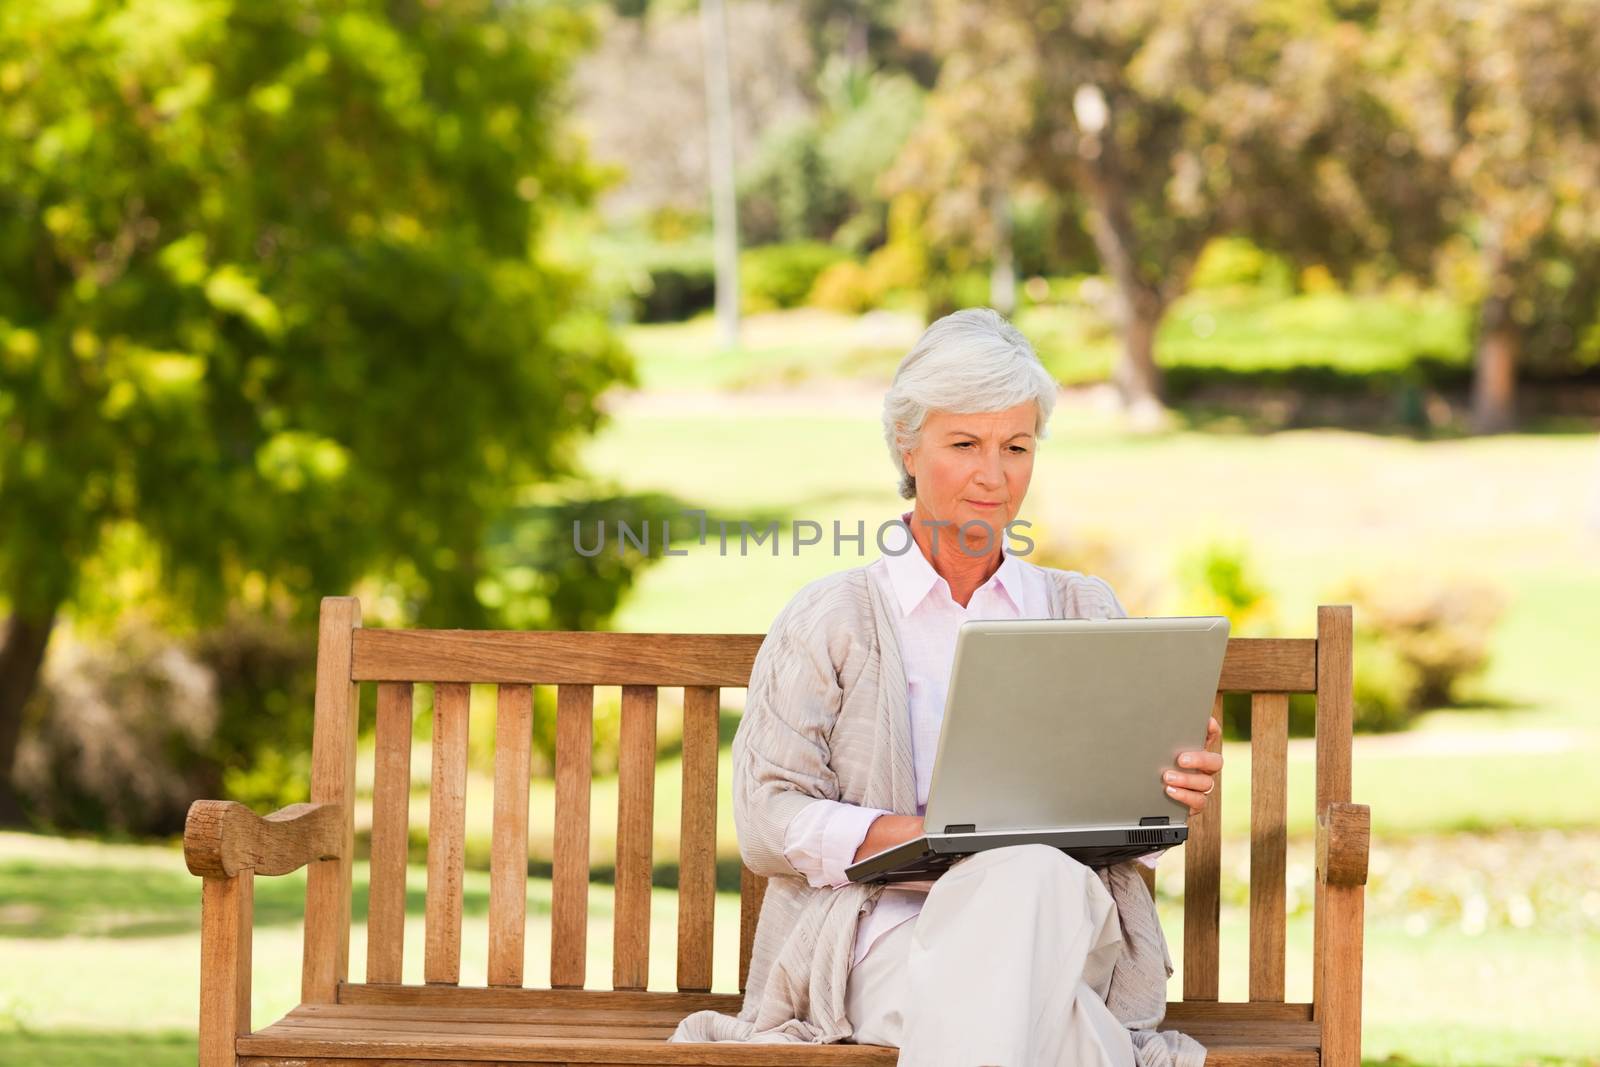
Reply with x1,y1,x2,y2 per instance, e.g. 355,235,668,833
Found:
239,999,1319,1064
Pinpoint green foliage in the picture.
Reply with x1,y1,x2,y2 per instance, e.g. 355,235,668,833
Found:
738,58,925,248
737,115,852,246
739,242,848,313
1189,237,1295,296
1174,540,1276,634
0,0,633,631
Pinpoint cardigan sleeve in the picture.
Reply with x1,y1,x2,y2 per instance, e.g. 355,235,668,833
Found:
730,588,854,879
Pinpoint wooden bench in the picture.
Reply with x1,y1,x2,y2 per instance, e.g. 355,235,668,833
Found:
185,595,1370,1066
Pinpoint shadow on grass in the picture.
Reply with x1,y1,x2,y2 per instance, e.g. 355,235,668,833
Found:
0,1029,193,1067
0,860,518,940
0,850,745,941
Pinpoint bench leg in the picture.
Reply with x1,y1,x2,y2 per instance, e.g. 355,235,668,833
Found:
1319,880,1365,1067
199,872,253,1067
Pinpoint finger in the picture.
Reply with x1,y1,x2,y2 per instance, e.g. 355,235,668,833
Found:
1206,715,1222,747
1165,784,1209,813
1176,750,1223,773
1162,770,1215,794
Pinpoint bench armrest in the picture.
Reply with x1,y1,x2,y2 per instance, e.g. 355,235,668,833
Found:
1316,801,1370,888
184,799,342,879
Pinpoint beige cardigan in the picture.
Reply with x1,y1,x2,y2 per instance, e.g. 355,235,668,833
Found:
670,561,1206,1067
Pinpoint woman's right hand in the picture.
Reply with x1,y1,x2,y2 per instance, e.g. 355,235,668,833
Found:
853,813,926,864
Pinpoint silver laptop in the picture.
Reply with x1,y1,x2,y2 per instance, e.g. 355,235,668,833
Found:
846,615,1230,884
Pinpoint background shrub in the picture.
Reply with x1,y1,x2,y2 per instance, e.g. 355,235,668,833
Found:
740,241,849,312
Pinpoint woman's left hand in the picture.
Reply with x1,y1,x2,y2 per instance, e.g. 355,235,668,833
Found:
1164,715,1223,813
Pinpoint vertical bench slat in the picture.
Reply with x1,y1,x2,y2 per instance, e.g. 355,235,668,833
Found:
551,683,594,989
366,681,414,984
302,596,361,1004
1314,605,1354,1018
488,683,534,987
1249,691,1289,1002
613,685,658,991
739,866,766,995
424,681,471,985
1183,691,1225,1001
677,686,720,992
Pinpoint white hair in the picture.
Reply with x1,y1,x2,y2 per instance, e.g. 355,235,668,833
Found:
881,307,1058,500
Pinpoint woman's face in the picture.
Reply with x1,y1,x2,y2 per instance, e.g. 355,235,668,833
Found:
901,401,1037,552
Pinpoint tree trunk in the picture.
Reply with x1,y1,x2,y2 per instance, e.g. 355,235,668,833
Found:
989,186,1016,316
1111,285,1166,414
1073,145,1167,415
0,607,57,826
1472,299,1519,434
700,0,740,350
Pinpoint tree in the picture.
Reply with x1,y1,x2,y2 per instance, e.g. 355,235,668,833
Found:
0,0,632,822
1371,0,1600,433
887,0,1442,421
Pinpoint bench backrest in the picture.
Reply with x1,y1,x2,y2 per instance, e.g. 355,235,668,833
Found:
299,596,1352,1012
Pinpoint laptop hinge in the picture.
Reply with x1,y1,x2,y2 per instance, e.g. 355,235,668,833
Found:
943,823,976,834
1139,816,1171,826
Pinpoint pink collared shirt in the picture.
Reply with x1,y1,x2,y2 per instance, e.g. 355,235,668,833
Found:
781,510,1160,969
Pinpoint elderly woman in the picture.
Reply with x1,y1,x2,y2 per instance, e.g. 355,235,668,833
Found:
671,308,1221,1066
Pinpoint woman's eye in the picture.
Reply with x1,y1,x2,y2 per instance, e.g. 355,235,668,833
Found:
1010,446,1029,454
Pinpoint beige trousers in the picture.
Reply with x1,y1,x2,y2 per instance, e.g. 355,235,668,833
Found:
844,844,1137,1067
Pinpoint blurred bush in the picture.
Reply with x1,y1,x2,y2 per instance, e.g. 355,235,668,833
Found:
1334,571,1506,728
808,259,879,314
1189,236,1296,297
1174,540,1278,634
15,619,218,835
15,607,322,833
740,241,849,313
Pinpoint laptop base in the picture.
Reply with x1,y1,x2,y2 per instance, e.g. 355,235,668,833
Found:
845,824,1188,885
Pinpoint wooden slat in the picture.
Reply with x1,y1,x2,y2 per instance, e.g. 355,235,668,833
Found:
302,595,362,1004
1219,638,1317,692
351,629,1316,693
1250,691,1289,1002
353,630,765,687
1184,691,1225,1001
336,981,1312,1021
241,996,1319,1064
1313,605,1354,1018
425,682,472,985
338,984,744,1014
613,685,658,991
738,866,766,995
676,686,720,993
488,683,534,987
366,682,413,985
552,684,594,990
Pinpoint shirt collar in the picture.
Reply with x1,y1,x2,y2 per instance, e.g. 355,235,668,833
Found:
881,509,1025,616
